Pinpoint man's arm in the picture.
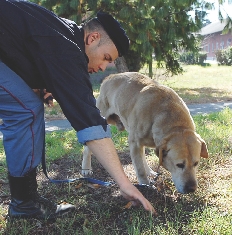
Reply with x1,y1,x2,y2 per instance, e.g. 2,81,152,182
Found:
86,138,156,214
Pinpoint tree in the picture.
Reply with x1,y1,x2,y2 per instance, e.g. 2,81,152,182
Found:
31,0,213,75
217,0,232,34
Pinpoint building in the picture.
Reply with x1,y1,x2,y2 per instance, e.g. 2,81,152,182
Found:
200,21,232,61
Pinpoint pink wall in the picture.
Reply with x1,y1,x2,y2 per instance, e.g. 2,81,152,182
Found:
202,32,232,60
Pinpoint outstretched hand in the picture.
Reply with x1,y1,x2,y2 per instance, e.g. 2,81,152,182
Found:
120,184,157,215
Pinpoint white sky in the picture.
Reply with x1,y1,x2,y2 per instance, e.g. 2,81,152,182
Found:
206,0,232,22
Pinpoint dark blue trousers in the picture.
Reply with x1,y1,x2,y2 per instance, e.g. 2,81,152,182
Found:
0,61,45,176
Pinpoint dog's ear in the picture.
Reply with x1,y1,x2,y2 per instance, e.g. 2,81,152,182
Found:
157,145,168,166
200,141,209,158
197,134,209,158
156,136,171,166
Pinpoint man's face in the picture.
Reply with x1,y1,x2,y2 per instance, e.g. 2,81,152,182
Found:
85,32,118,73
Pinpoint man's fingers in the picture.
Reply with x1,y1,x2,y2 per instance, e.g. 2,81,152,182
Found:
120,188,157,215
139,198,158,216
43,92,53,100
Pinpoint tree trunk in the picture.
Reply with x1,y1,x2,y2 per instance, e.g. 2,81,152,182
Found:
114,57,129,73
149,54,153,78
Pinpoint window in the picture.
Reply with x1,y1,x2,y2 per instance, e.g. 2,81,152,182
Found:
216,42,219,50
220,41,224,49
212,43,214,52
227,38,231,47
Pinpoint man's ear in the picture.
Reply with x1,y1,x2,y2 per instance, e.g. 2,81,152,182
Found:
86,32,100,45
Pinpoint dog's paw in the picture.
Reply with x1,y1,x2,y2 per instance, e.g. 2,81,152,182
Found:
146,168,159,177
81,169,93,176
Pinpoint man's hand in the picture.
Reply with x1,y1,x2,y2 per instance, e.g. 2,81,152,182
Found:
42,89,54,107
33,89,54,107
120,183,157,215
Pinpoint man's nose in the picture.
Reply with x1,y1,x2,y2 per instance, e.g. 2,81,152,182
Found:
99,62,109,72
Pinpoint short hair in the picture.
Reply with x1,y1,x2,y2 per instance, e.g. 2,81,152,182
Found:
83,18,114,48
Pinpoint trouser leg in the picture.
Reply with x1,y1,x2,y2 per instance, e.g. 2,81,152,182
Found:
0,61,44,176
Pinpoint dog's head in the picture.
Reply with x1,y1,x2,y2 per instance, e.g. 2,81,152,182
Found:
156,129,208,194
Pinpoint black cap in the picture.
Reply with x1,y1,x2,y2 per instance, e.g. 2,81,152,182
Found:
95,11,130,57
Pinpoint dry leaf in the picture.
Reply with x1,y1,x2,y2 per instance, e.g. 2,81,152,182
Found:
87,183,100,189
75,183,83,189
124,201,133,209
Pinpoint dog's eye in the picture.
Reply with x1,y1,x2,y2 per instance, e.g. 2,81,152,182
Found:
194,162,199,167
176,163,185,169
162,149,169,157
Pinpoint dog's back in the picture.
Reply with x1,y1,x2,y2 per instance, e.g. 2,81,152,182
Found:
97,72,195,145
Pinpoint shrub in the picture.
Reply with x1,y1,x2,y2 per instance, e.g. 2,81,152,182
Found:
198,51,207,65
215,46,232,66
179,51,197,64
178,51,207,65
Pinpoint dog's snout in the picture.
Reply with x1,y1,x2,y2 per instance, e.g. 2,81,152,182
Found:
184,181,197,193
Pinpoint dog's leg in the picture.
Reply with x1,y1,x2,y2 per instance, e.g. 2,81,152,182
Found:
129,142,150,185
142,150,158,177
81,146,93,175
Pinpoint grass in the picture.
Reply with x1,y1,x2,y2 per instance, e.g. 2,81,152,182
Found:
141,63,232,104
0,64,232,234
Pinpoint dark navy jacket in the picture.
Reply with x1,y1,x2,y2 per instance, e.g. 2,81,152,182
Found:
0,0,111,144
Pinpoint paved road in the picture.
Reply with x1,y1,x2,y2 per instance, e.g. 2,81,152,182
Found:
188,101,232,115
1,101,232,139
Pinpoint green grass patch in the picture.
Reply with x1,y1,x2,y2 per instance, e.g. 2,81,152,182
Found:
141,64,232,104
45,130,83,162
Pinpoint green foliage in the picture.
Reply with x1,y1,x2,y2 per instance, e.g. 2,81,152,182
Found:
179,51,207,65
124,50,148,72
179,51,199,64
215,46,232,66
30,0,85,23
198,51,207,65
30,0,213,74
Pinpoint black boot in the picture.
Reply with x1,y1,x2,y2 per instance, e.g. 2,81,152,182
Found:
8,168,75,221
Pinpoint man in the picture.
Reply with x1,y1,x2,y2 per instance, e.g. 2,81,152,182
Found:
0,0,155,221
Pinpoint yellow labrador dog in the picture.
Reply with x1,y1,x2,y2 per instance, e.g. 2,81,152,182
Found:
82,72,208,194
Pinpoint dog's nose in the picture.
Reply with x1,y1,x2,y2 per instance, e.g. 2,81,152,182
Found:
184,181,197,193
